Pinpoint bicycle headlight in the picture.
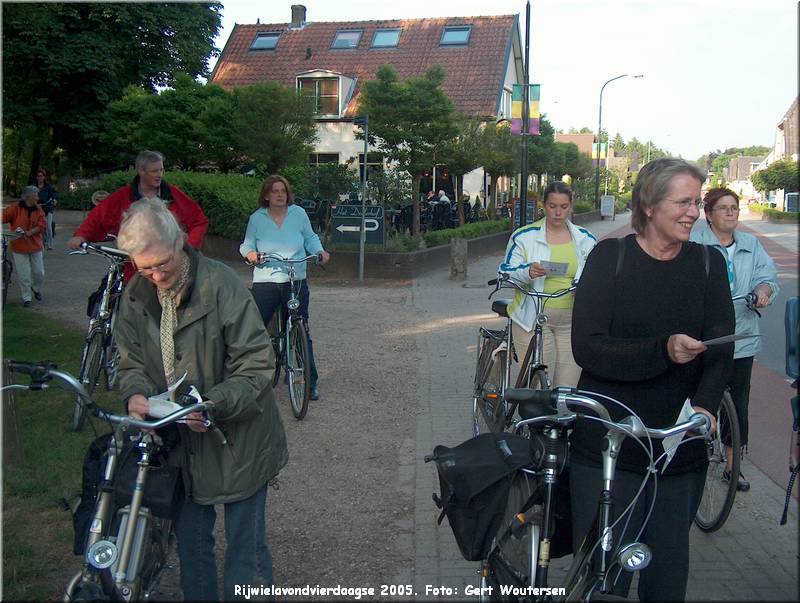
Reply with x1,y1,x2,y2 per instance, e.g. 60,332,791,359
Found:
617,542,652,571
86,540,118,569
287,298,300,310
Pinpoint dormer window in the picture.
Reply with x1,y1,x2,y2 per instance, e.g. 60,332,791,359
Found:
298,77,340,116
440,26,471,46
331,29,362,49
371,28,401,48
250,32,280,50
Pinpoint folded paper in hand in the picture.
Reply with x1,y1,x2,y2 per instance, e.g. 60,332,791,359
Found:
540,260,569,276
661,397,695,472
147,372,203,420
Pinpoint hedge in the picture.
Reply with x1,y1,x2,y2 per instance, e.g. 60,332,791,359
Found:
748,203,798,222
422,219,511,248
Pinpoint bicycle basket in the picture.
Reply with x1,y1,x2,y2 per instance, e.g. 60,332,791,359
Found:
428,432,543,561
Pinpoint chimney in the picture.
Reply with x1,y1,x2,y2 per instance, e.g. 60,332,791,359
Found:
290,5,306,28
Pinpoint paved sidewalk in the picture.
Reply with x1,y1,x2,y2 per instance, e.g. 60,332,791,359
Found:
409,212,798,602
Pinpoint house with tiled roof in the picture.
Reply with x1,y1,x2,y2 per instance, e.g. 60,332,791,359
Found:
211,4,524,198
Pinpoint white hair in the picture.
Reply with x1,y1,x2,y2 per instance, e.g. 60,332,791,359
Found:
117,197,183,256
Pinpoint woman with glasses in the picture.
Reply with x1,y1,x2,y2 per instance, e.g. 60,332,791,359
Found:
691,187,779,492
571,158,734,601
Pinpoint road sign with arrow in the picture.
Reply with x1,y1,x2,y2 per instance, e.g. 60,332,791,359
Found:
330,205,384,245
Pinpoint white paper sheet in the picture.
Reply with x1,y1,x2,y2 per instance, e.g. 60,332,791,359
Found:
701,333,759,346
146,372,203,419
540,260,569,276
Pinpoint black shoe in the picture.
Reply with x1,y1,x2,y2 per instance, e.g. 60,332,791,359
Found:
23,300,32,308
722,470,750,492
32,289,42,301
310,388,319,401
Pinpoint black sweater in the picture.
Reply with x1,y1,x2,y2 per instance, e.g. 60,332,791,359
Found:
571,235,734,474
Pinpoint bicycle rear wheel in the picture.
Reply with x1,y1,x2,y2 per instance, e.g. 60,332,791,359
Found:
1,259,10,306
473,349,508,436
104,338,120,390
287,320,311,420
73,329,104,431
695,391,741,532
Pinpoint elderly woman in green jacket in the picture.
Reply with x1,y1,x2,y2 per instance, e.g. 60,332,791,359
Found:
115,197,287,601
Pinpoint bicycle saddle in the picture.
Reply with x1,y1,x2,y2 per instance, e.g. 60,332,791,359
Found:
491,299,511,318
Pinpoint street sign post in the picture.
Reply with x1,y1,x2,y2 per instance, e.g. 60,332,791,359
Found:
513,199,537,229
600,194,616,220
330,205,384,246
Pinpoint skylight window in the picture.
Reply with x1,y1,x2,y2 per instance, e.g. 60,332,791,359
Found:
250,32,280,50
331,30,362,49
371,29,401,48
440,26,471,46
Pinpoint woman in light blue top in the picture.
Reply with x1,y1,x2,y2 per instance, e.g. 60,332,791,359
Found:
240,174,330,400
691,187,779,492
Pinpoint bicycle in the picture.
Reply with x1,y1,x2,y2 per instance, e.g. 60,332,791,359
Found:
70,242,129,431
2,228,24,306
472,272,576,437
3,360,220,602
246,252,321,420
695,291,760,532
430,386,711,602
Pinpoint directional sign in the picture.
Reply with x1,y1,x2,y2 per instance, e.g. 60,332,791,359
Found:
330,206,384,245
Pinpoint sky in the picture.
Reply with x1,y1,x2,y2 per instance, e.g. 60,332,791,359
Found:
209,0,798,161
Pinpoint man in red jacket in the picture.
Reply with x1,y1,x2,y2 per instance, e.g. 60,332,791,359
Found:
67,151,208,272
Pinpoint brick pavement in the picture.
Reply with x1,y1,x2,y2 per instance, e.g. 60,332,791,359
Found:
409,213,798,602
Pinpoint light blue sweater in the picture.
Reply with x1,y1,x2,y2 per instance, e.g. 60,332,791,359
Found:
239,205,324,283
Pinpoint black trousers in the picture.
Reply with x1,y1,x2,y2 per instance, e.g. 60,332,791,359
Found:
569,457,706,602
727,356,754,447
251,280,318,389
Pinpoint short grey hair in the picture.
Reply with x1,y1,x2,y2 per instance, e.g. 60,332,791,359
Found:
21,185,39,199
135,150,164,171
631,157,706,233
117,197,183,256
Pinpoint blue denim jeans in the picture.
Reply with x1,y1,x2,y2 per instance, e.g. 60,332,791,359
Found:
251,280,319,389
175,485,273,601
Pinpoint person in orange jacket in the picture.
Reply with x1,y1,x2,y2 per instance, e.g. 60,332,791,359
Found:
3,185,46,306
67,150,208,281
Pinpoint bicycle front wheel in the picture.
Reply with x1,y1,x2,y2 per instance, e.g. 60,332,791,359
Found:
73,329,104,431
473,349,508,436
695,391,741,532
104,338,120,390
287,320,311,420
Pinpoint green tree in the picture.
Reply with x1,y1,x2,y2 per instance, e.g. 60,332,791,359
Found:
358,65,458,234
751,159,799,193
2,2,222,190
232,82,318,175
308,163,358,200
366,167,412,207
478,121,520,216
102,74,238,171
611,133,626,154
440,116,484,225
527,116,556,178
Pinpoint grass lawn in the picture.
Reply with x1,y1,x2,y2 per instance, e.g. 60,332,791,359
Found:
2,305,121,600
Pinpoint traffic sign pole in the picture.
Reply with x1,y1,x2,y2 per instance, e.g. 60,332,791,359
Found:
356,116,369,281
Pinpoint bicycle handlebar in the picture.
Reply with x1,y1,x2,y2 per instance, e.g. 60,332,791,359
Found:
5,360,211,432
488,273,576,301
506,387,711,440
71,241,129,262
245,252,322,267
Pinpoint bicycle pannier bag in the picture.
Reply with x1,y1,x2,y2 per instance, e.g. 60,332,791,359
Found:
114,436,183,520
428,432,543,561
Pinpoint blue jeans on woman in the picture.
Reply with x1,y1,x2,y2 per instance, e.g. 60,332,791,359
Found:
175,484,273,601
251,280,319,390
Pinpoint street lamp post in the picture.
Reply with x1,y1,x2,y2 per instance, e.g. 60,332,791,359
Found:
594,74,643,207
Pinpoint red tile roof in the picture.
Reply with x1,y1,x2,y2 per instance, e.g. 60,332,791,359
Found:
211,15,519,117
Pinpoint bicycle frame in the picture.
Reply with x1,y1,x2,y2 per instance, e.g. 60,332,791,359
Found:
481,388,710,601
3,361,208,601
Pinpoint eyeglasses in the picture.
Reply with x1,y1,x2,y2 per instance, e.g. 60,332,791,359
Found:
710,205,740,214
664,198,704,211
135,252,174,276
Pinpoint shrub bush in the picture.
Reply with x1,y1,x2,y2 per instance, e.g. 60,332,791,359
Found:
422,219,511,248
573,202,593,214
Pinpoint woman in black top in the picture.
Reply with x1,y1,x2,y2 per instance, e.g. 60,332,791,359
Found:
571,157,734,601
34,168,57,250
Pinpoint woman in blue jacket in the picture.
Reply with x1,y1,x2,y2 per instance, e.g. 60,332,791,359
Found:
691,187,779,492
240,175,330,400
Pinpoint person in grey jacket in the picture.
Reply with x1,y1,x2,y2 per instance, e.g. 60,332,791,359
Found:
115,197,288,600
691,187,779,492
